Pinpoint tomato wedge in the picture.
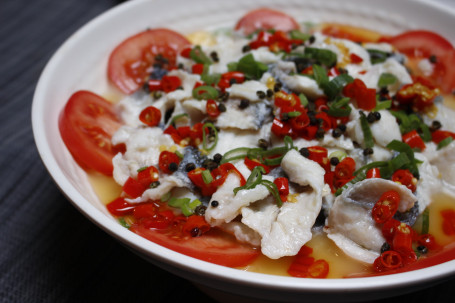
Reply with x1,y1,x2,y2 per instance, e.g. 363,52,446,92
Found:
59,90,121,175
235,8,300,36
130,224,259,267
108,28,191,94
383,30,455,93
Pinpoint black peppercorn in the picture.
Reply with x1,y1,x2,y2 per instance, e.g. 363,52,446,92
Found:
194,205,207,216
239,99,250,109
330,157,339,166
266,89,274,98
417,245,428,255
308,35,315,44
316,128,325,139
242,45,251,53
299,147,310,158
256,90,266,99
213,153,223,163
380,242,391,254
337,124,347,132
274,82,283,92
211,200,219,207
168,162,178,172
218,103,226,112
190,227,202,237
149,181,160,188
185,162,196,172
258,138,269,149
430,120,442,132
332,128,342,138
367,112,377,123
429,54,437,63
373,111,381,121
363,147,374,156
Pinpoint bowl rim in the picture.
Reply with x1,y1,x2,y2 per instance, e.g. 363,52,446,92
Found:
31,0,455,294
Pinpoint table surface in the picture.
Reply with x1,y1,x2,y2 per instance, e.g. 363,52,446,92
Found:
2,0,455,302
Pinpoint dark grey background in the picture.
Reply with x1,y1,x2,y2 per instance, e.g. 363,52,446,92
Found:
1,0,455,302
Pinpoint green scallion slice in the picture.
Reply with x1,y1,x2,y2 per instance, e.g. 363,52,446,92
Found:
437,136,453,149
202,169,213,184
359,111,374,148
192,85,219,100
190,46,212,64
202,122,218,152
377,73,397,88
304,48,337,67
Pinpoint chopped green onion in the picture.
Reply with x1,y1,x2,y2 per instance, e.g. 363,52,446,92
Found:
312,64,329,87
329,150,347,161
260,179,283,207
287,111,301,118
201,69,221,86
202,169,213,184
234,166,266,195
437,136,453,149
192,85,219,100
137,166,147,172
328,97,352,117
221,147,250,164
170,113,189,126
373,100,392,111
229,53,268,80
386,140,420,178
377,73,397,88
190,46,212,64
323,74,354,100
118,217,130,229
304,48,337,67
299,93,309,107
359,111,374,148
367,49,390,64
202,122,218,152
175,150,184,159
168,197,190,208
289,30,311,41
181,199,202,216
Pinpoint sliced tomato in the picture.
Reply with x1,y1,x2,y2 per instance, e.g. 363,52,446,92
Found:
383,30,455,93
108,29,191,94
130,224,259,267
59,90,121,175
235,8,299,36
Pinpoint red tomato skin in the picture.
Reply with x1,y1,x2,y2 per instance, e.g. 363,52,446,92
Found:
384,30,455,93
59,90,121,176
235,8,299,36
108,29,190,94
130,224,259,267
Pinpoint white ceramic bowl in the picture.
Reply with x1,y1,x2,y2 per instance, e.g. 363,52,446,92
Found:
32,0,455,302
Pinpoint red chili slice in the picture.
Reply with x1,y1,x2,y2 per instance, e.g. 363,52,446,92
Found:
139,106,161,127
137,166,159,187
122,177,148,198
244,157,271,174
402,129,426,151
106,197,135,216
182,215,211,237
192,63,205,75
373,250,403,272
206,100,221,118
334,157,356,179
160,75,182,93
274,177,289,202
158,151,180,174
371,190,400,224
366,168,381,179
431,130,455,144
343,78,376,111
391,169,416,192
393,223,414,256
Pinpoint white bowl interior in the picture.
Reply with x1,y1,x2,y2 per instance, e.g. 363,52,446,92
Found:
32,0,455,301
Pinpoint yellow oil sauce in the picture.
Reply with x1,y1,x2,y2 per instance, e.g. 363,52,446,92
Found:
87,172,455,279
